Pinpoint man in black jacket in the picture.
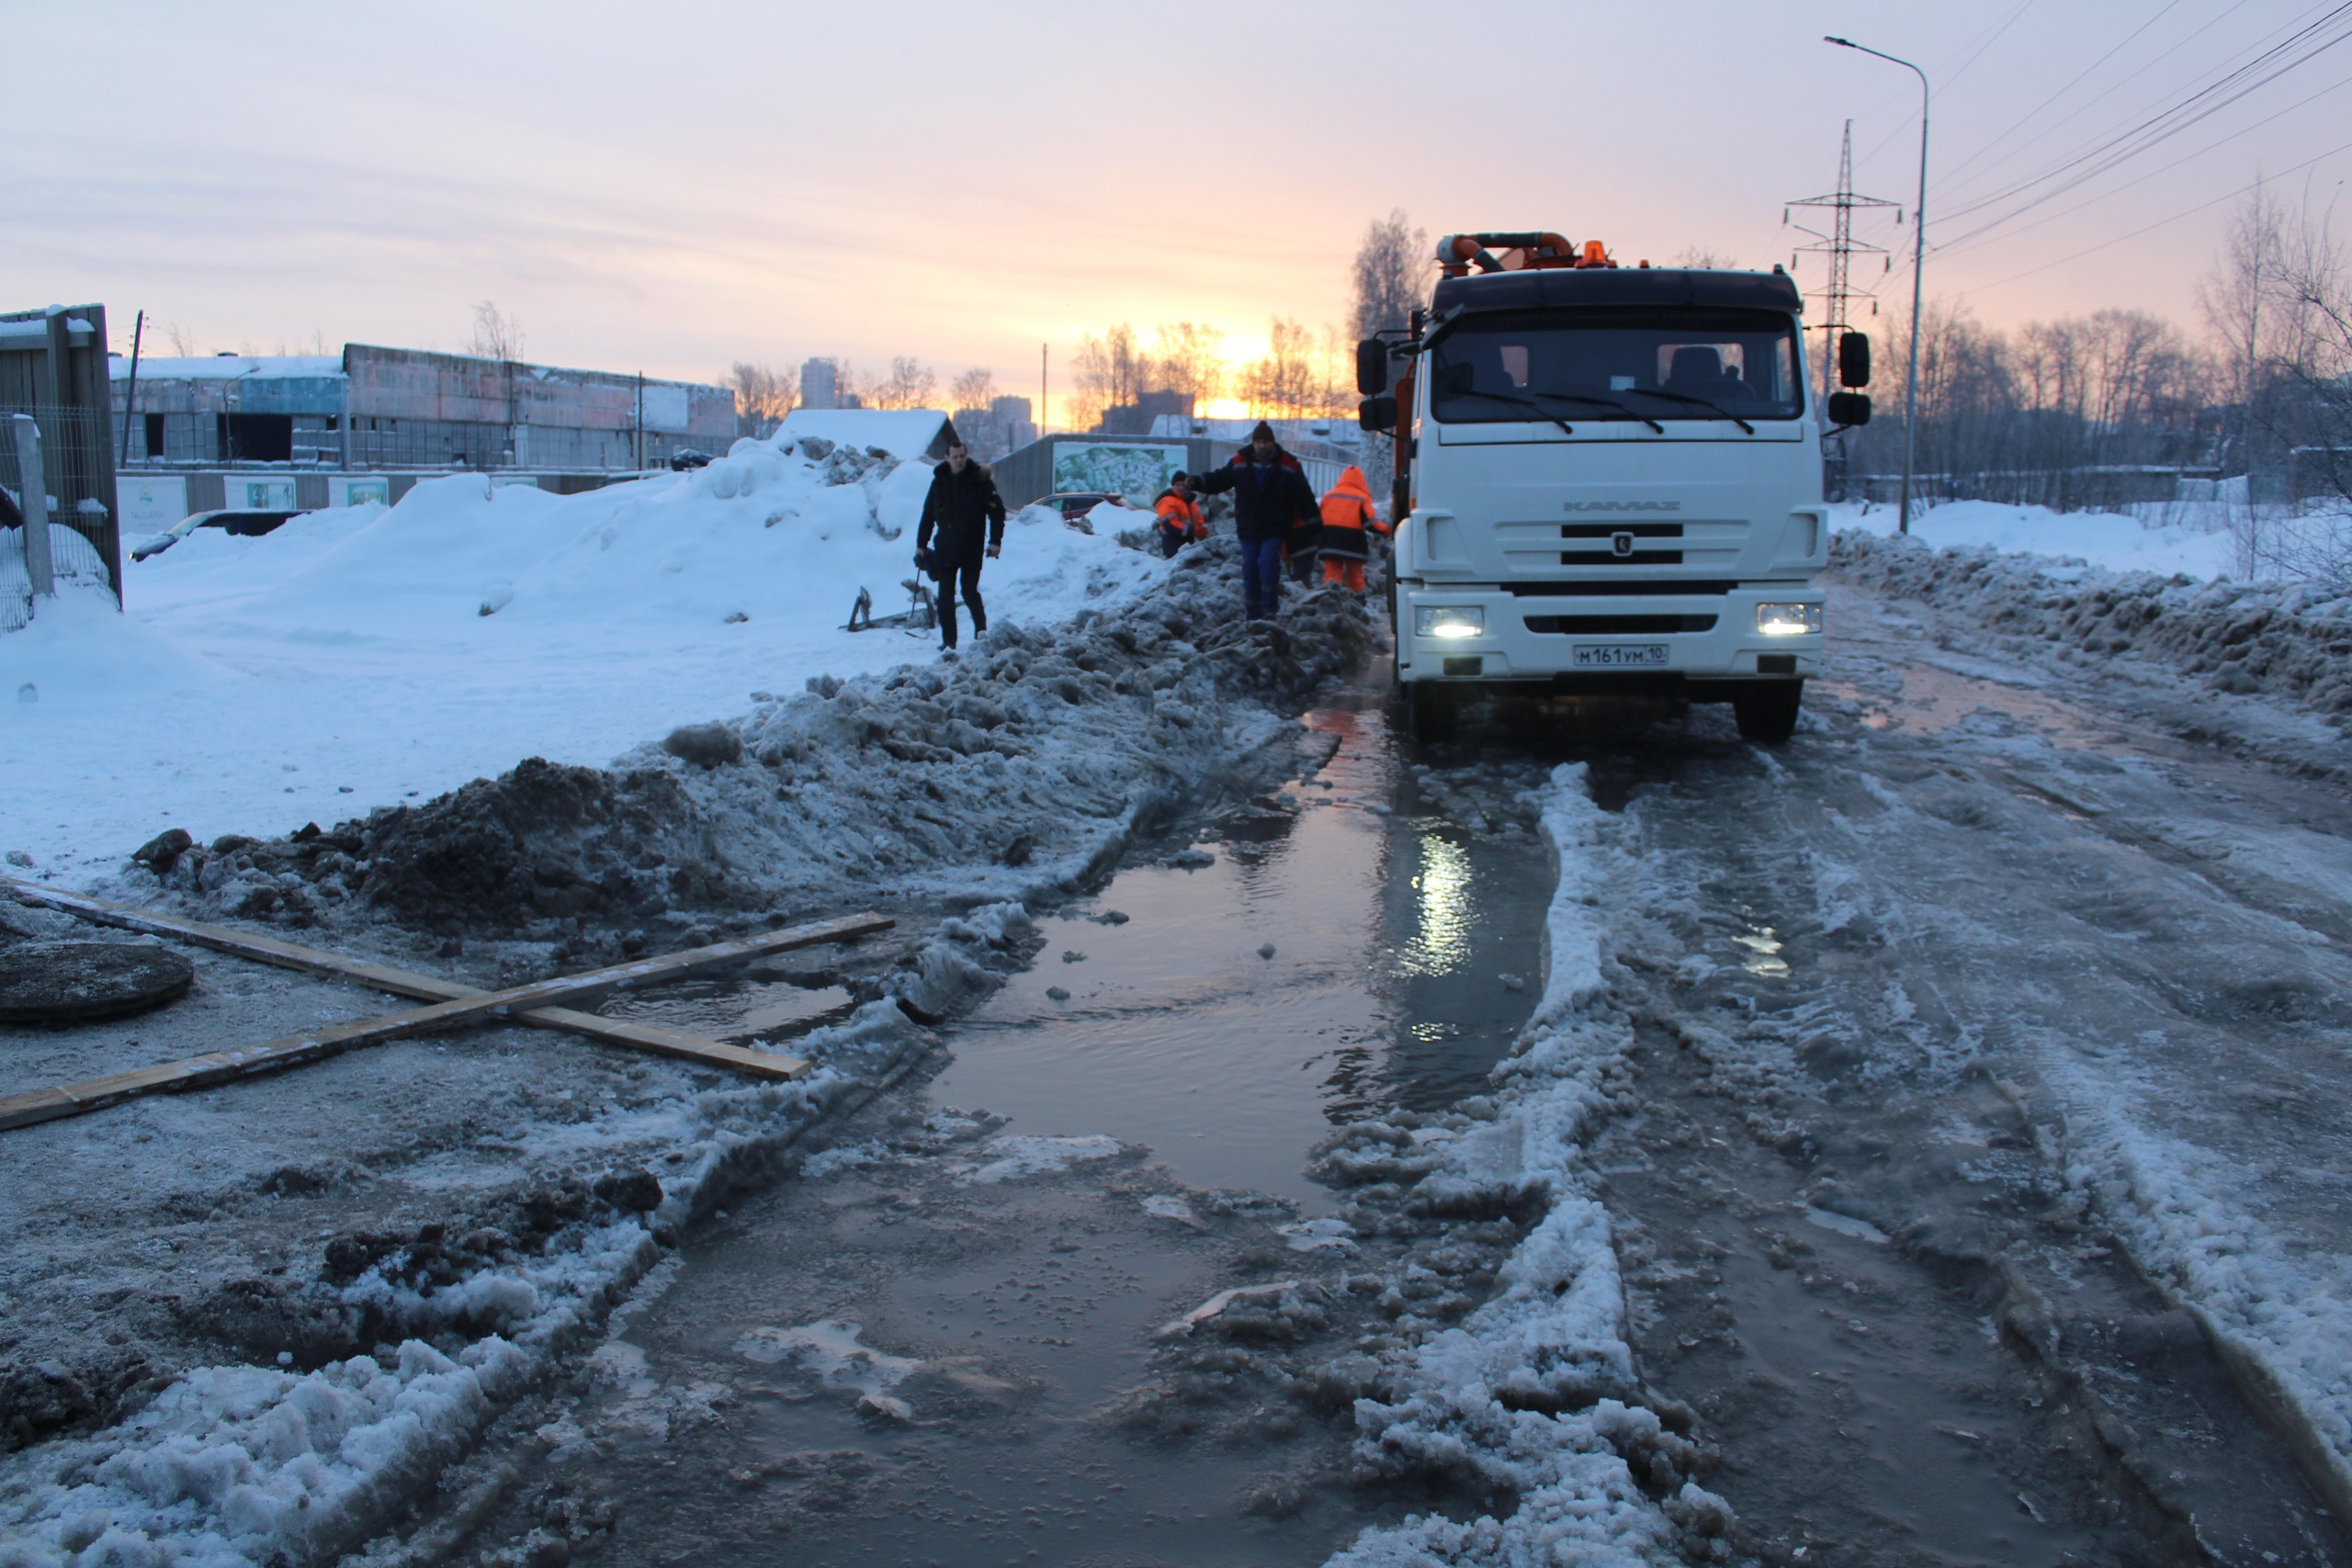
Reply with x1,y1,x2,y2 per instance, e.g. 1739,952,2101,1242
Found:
1193,421,1318,620
916,443,1007,653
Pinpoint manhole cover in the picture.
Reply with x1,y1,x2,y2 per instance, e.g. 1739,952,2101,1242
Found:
0,942,196,1025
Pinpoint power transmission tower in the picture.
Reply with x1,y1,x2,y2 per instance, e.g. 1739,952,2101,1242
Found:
1787,120,1898,500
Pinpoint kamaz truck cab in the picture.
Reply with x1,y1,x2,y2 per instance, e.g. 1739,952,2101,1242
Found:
1362,232,1871,743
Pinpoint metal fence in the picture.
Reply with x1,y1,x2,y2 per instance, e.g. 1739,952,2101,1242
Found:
3,409,120,631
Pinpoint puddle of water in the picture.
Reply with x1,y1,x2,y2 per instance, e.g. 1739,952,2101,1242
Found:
929,694,1545,1206
1819,664,2139,754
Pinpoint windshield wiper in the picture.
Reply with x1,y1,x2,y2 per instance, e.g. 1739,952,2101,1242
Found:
1523,389,1665,434
1624,387,1755,434
1442,387,1576,436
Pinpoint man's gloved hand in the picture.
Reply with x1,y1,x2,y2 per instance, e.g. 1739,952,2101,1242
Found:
914,547,933,572
986,545,1001,558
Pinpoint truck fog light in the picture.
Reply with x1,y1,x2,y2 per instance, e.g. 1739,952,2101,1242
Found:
1415,606,1484,639
1756,603,1823,636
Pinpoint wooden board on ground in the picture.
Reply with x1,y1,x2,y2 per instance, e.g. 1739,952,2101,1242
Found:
0,897,893,1132
2,877,880,1077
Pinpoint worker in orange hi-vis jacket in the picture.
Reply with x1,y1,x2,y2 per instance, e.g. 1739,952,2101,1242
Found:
1151,472,1207,559
1316,466,1389,594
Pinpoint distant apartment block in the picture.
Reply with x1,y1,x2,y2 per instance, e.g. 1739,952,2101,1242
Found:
954,395,1037,461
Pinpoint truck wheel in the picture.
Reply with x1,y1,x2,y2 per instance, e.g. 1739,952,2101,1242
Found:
1733,681,1804,745
1406,681,1457,743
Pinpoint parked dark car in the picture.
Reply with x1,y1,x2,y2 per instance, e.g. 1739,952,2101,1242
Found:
669,449,717,471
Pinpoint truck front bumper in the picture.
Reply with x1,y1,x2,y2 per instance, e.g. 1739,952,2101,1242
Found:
1396,583,1824,684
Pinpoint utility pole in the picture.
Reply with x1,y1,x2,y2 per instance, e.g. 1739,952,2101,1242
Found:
1040,344,1048,437
1787,120,1896,504
1827,36,1929,535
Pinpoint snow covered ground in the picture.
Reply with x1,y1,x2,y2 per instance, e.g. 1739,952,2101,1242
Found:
1834,497,2239,580
2,434,1159,880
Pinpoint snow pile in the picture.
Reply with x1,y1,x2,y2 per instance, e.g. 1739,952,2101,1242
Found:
1833,528,2352,724
1323,766,1730,1567
0,434,1167,878
129,545,1377,966
1836,499,2234,579
1,525,117,635
0,1339,528,1568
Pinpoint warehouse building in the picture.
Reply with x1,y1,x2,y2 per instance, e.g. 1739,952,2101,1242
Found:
112,344,734,472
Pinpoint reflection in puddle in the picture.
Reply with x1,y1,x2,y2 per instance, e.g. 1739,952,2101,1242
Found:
1732,925,1790,978
1396,834,1473,976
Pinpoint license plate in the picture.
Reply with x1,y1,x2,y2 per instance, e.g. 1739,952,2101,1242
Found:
1572,644,1670,669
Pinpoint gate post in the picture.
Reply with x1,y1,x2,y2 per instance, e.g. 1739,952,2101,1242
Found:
10,414,52,598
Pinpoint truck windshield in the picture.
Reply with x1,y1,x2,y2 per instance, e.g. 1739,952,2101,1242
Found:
1430,306,1804,425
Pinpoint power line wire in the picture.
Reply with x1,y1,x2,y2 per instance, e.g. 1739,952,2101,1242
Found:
1950,131,2352,297
1930,64,2352,257
1932,0,2193,192
1936,4,2352,228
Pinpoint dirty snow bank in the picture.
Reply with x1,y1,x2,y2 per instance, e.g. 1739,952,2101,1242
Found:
1833,528,2352,726
0,431,1165,880
119,539,1375,975
1321,766,1730,1567
2046,1055,2352,1526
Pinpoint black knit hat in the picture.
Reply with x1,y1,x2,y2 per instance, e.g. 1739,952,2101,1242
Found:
1249,420,1276,441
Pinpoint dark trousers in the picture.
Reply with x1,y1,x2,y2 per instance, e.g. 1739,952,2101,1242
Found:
1159,528,1186,559
1241,536,1285,619
933,559,986,647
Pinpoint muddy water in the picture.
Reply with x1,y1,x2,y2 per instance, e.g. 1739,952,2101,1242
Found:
450,690,1550,1566
929,699,1547,1205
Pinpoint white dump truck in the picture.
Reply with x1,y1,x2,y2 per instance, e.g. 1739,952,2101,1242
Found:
1361,231,1871,743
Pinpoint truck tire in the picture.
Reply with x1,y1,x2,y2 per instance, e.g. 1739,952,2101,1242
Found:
1405,681,1457,743
1733,681,1804,745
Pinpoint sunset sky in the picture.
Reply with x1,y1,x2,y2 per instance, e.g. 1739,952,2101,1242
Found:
6,0,2347,424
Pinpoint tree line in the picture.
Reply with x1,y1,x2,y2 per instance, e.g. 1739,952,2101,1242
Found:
1833,186,2351,515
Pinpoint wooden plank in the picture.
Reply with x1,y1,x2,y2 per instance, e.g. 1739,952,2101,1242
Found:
0,908,893,1133
5,878,488,1003
2,876,884,1074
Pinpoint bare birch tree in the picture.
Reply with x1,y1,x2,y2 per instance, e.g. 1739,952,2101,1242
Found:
949,367,996,414
469,301,525,363
729,362,798,437
1350,209,1427,342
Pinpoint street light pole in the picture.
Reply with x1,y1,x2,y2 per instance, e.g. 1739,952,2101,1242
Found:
1827,36,1928,536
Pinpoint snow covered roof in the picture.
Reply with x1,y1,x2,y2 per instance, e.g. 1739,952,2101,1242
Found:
778,409,958,462
109,355,345,381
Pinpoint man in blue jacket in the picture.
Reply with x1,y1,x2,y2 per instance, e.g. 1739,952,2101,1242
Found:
1193,421,1319,621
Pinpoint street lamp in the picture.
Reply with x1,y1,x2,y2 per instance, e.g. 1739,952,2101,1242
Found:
1827,35,1928,536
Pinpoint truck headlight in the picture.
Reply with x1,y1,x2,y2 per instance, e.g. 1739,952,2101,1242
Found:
1414,606,1484,639
1756,603,1823,636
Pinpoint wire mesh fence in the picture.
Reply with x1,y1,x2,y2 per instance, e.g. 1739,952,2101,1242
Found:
2,409,119,632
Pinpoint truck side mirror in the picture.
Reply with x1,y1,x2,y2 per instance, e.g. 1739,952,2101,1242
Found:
1356,339,1389,396
1359,394,1398,432
1838,332,1871,388
1826,391,1871,427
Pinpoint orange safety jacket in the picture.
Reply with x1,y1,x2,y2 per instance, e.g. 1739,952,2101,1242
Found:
1153,491,1207,541
1315,467,1388,561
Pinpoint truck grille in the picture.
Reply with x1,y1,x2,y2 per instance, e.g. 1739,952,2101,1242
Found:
1524,614,1718,635
1559,521,1681,566
1503,581,1736,596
